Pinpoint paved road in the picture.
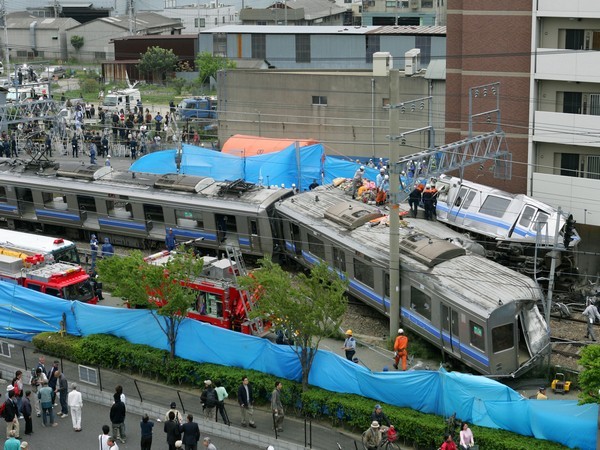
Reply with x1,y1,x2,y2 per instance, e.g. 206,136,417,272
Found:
1,400,261,450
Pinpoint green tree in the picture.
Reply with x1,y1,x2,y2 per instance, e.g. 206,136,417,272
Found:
97,249,204,359
240,257,348,391
70,35,84,53
578,344,600,404
138,46,179,83
195,51,236,85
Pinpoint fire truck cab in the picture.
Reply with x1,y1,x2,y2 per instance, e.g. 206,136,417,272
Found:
144,251,268,335
0,253,98,304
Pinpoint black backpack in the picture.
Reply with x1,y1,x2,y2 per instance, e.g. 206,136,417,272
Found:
205,389,217,408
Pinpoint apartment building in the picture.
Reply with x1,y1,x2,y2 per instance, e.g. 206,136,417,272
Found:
529,0,600,229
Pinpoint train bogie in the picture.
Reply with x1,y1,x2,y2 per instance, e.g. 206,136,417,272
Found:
275,187,550,377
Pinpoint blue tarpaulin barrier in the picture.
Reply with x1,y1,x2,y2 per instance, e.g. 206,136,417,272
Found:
0,282,595,450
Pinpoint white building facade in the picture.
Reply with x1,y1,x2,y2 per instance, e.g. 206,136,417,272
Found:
159,3,238,33
529,0,600,228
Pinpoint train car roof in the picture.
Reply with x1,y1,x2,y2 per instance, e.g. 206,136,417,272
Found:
277,186,542,317
0,162,292,213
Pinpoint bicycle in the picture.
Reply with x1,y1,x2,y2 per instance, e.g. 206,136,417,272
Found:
362,427,400,450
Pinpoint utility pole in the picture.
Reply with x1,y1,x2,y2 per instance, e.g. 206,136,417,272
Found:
53,0,61,18
128,0,135,35
0,0,9,71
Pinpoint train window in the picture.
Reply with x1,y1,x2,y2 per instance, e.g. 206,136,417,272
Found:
353,258,374,288
176,209,204,229
492,323,514,353
42,191,68,210
478,195,511,218
107,200,132,219
410,287,431,320
290,224,302,255
333,247,346,272
77,195,97,213
143,204,165,223
462,191,477,209
469,321,485,351
0,186,6,202
535,211,549,225
307,234,325,260
454,187,468,207
518,206,536,228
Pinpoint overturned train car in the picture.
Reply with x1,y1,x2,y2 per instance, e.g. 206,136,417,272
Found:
274,186,550,377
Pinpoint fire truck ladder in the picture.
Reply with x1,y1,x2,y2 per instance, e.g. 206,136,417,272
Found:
225,246,264,336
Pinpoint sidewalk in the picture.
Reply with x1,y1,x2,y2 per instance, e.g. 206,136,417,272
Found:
0,339,412,450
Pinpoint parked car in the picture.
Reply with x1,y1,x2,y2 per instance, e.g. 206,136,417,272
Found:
39,66,66,81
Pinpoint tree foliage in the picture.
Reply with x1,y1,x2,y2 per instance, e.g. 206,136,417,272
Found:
195,51,236,85
96,249,204,359
577,344,600,404
138,46,179,83
240,257,348,391
70,35,84,52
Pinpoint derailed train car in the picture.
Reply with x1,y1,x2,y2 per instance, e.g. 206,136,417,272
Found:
0,161,292,255
274,186,550,377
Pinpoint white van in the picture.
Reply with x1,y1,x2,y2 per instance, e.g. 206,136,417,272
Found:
102,88,141,112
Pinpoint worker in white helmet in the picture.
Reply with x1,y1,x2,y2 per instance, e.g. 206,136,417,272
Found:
393,328,408,371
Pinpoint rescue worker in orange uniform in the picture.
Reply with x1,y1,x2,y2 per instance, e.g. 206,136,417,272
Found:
393,328,408,371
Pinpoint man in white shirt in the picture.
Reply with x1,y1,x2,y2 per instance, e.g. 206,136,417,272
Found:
583,297,600,341
68,383,83,431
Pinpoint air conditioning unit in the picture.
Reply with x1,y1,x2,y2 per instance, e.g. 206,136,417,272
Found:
405,48,420,76
409,0,419,9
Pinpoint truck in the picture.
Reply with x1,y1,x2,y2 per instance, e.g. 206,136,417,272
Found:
142,251,268,335
102,88,141,112
176,97,217,120
0,252,98,303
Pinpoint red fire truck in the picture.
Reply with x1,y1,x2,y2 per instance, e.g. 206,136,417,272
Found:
0,249,98,304
144,251,268,335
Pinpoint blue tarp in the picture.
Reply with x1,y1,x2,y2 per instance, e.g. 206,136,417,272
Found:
130,144,379,191
0,281,595,450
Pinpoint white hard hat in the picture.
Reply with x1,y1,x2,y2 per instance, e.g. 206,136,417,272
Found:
398,328,404,334
360,165,365,170
384,175,389,180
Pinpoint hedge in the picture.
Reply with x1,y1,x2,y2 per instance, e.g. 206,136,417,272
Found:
31,333,569,450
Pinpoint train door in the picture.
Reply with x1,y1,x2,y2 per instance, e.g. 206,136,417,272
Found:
290,223,302,255
15,187,34,215
249,219,260,250
447,187,476,227
440,303,461,357
215,214,237,244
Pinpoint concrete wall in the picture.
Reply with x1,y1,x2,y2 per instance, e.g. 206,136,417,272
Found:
217,69,440,158
66,22,125,61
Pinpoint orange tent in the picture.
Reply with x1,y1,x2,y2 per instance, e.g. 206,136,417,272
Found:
221,135,319,156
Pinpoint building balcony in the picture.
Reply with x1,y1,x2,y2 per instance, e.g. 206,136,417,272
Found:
532,172,600,226
533,111,600,148
535,49,600,83
536,0,600,18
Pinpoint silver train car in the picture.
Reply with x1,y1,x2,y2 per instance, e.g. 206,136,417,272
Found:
433,175,579,278
0,161,291,255
274,186,550,377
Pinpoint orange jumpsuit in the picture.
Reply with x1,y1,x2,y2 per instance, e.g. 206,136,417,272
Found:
393,335,408,371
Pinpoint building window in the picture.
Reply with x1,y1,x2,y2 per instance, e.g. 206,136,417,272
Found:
353,258,374,288
470,321,485,351
587,155,600,179
565,29,584,50
421,0,433,7
17,51,27,57
365,34,380,63
415,35,431,65
94,51,106,59
386,1,397,7
222,16,225,23
257,21,267,25
295,34,311,63
213,33,227,56
312,96,327,106
563,92,582,114
307,234,325,260
78,365,98,385
410,287,431,320
0,341,11,358
560,153,579,177
195,18,206,28
478,195,511,218
401,0,409,6
251,34,266,59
